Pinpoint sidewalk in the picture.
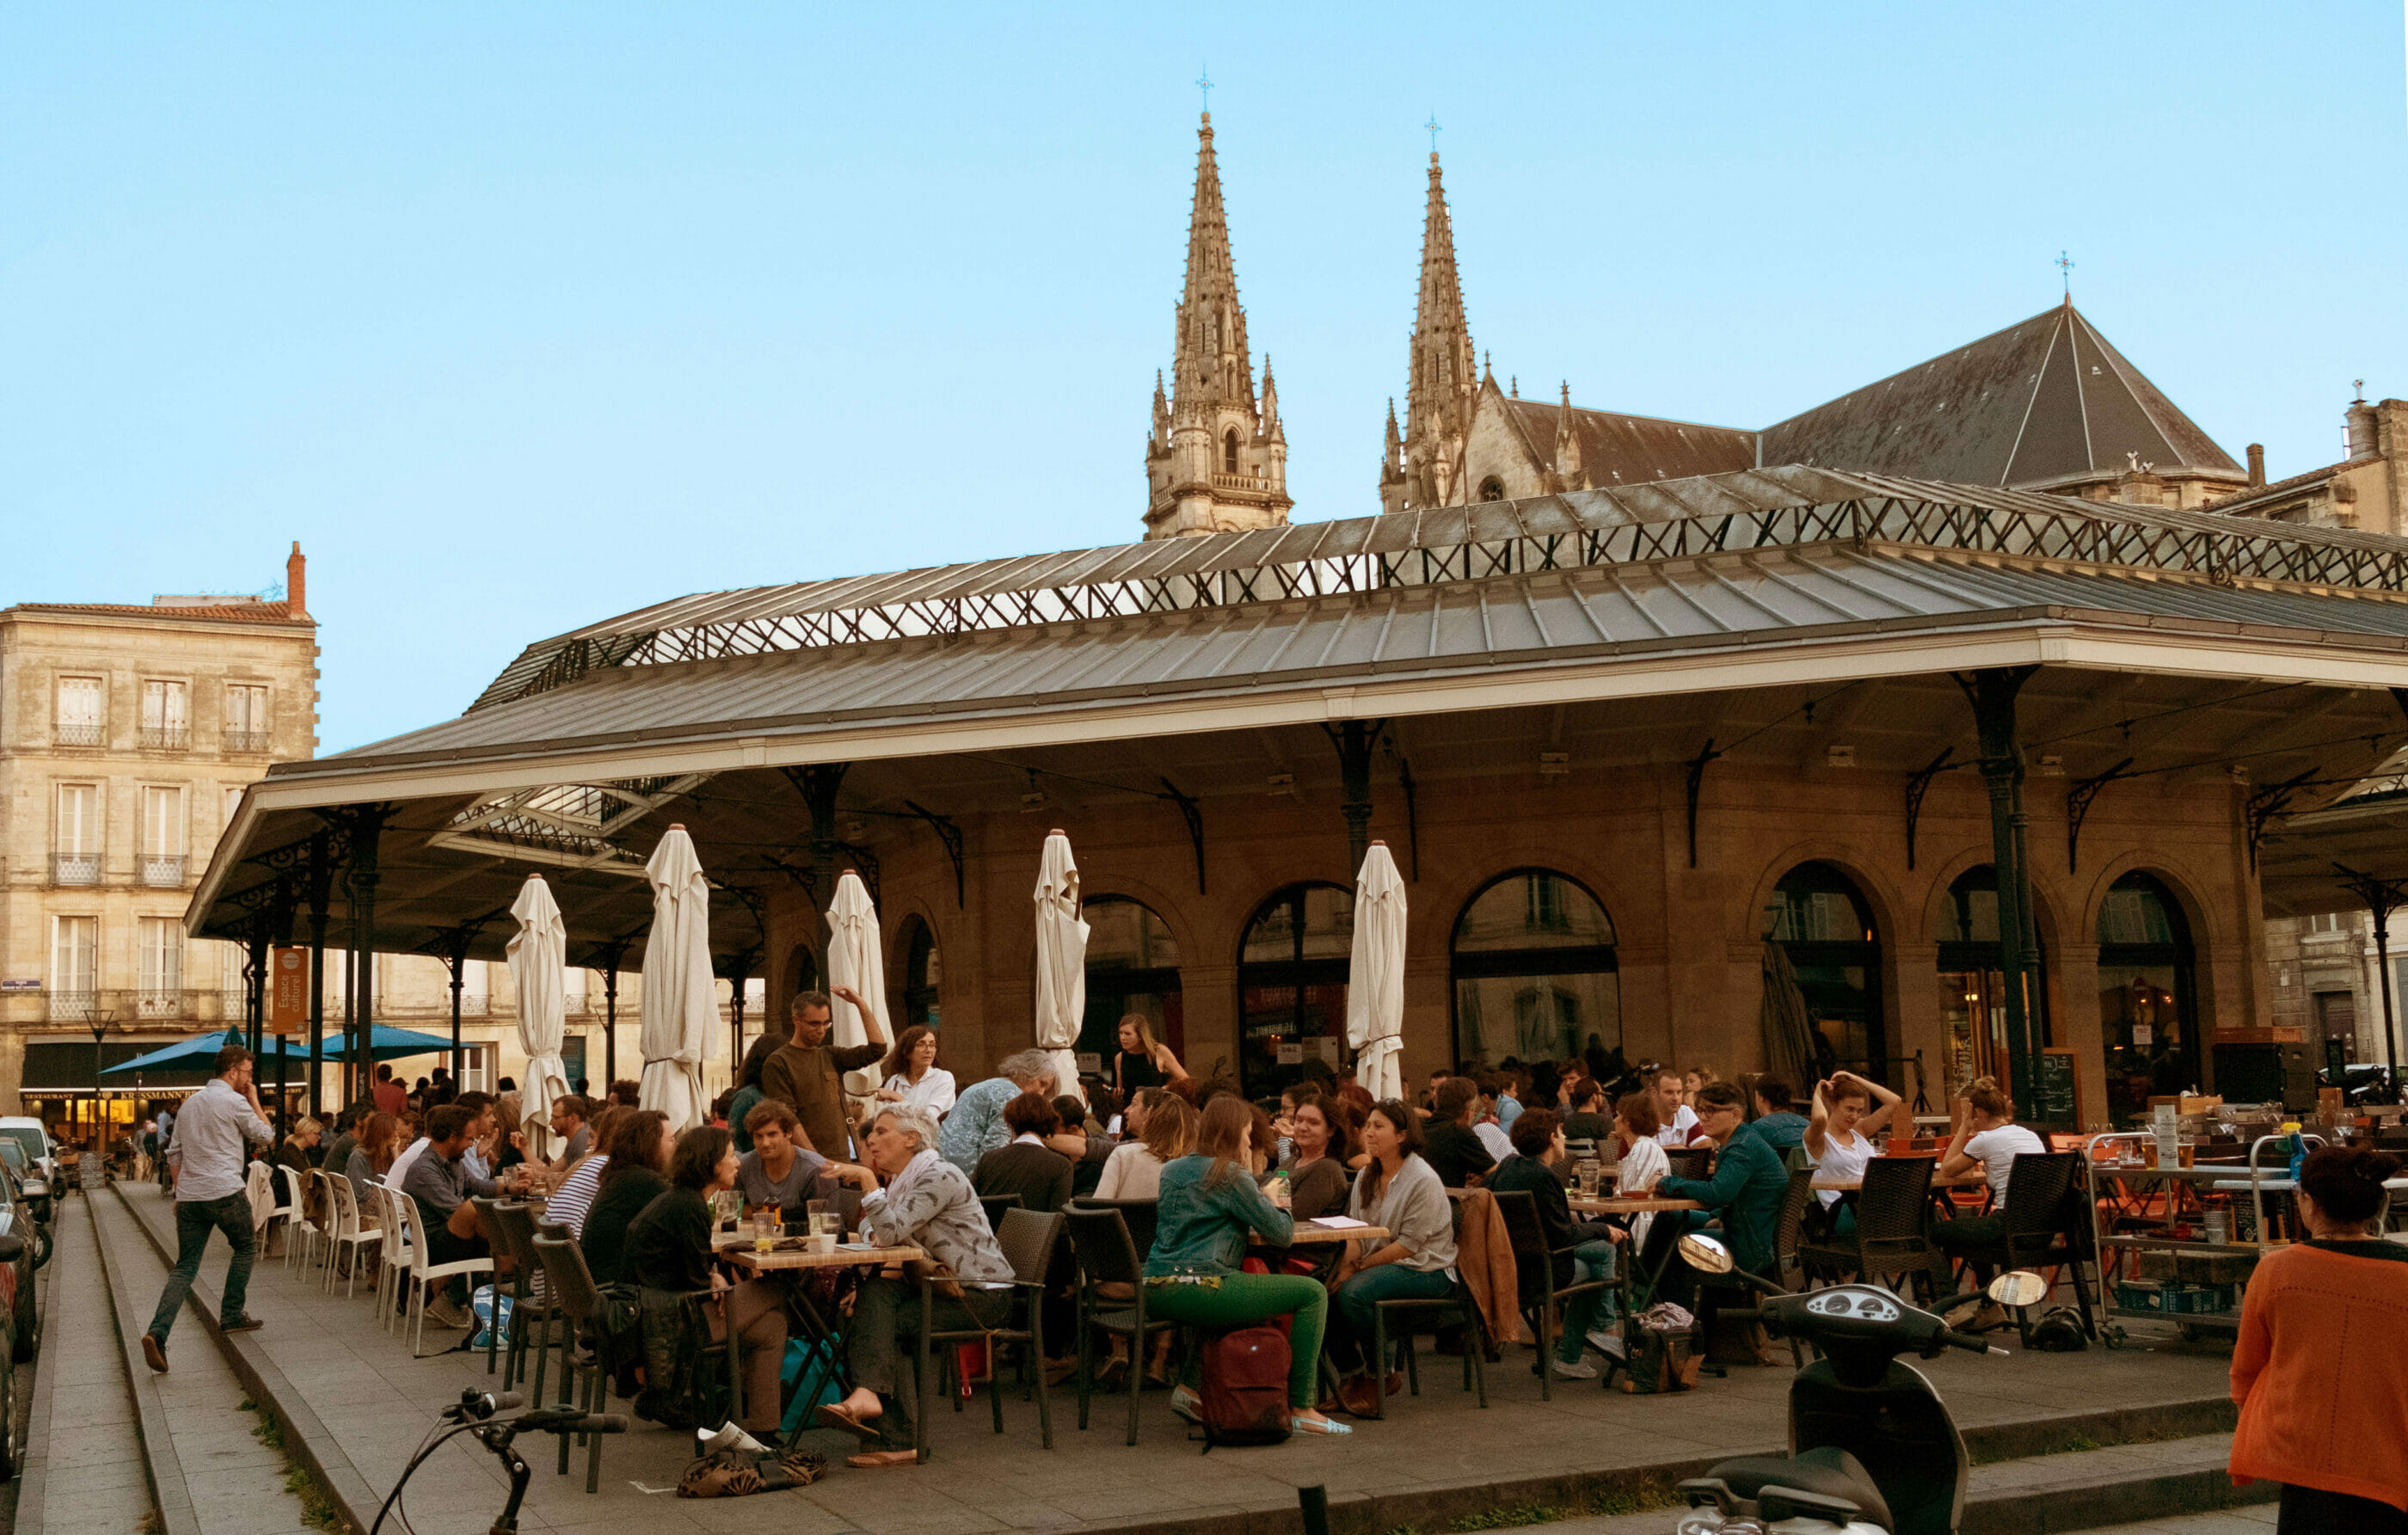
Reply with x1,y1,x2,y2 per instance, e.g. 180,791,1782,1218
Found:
119,1181,2243,1535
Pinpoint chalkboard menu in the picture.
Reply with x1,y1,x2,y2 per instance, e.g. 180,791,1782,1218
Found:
2032,1048,2082,1129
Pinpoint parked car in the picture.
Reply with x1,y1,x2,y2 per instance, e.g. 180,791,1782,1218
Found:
0,1167,35,1364
0,1148,50,1270
0,1121,56,1187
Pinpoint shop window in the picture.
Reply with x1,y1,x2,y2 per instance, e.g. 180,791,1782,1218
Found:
1237,882,1352,1096
898,923,937,1028
2098,870,2196,1120
1452,869,1618,1071
1772,861,1884,1081
1933,865,2049,1094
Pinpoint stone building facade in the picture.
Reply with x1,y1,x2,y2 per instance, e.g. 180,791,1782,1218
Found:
0,547,318,1132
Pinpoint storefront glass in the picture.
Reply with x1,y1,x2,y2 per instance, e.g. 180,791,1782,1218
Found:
2096,870,2196,1121
1772,862,1886,1082
1078,896,1183,1071
1934,864,2049,1096
1452,870,1619,1069
1236,883,1352,1096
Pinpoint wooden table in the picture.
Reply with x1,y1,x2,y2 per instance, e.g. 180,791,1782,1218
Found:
728,1241,924,1272
1264,1223,1389,1245
1569,1194,1703,1215
719,1242,928,1437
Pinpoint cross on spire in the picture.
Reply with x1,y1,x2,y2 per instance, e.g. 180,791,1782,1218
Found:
2056,249,2075,298
1424,112,1441,157
1195,65,1213,115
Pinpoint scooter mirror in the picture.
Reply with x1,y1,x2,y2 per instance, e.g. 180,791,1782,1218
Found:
1988,1270,2048,1308
1677,1232,1735,1274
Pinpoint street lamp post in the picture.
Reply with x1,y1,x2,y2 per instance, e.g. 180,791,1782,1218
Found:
85,1006,119,1162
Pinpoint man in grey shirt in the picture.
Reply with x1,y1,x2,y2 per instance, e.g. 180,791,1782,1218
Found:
144,1046,274,1372
401,1105,489,1329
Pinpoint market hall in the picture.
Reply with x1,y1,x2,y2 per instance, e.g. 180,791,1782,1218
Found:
187,464,2408,1129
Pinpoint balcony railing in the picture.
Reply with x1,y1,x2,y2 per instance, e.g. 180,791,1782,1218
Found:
138,727,190,751
46,991,98,1024
141,856,186,887
224,729,272,754
135,989,187,1019
52,853,101,887
53,723,104,748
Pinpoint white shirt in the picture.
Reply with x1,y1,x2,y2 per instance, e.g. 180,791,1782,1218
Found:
164,1078,273,1202
1095,1141,1169,1201
1611,1136,1670,1249
1656,1103,1699,1146
1474,1121,1513,1163
385,1135,432,1195
1809,1127,1877,1207
1964,1124,2049,1205
884,1067,958,1118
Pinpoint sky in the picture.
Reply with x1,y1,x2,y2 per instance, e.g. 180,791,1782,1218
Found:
6,3,2405,754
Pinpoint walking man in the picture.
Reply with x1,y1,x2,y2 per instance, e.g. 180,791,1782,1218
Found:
144,1045,273,1372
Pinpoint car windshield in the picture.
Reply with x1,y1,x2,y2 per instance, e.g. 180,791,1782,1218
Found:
0,1143,25,1176
0,1129,41,1167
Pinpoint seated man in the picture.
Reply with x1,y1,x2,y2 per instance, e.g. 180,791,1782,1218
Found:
399,1103,492,1329
1740,1077,1810,1159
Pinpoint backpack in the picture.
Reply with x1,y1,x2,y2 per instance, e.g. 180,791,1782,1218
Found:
1197,1325,1290,1449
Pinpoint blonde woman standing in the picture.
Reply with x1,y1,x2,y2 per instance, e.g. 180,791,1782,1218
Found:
1112,1016,1189,1098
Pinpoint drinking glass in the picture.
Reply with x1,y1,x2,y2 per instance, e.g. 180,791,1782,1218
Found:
808,1199,838,1238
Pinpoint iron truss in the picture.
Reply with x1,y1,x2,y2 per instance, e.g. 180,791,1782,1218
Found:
476,487,2408,711
427,773,713,873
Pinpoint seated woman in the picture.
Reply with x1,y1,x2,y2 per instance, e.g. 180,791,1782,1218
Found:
544,1105,621,1240
874,1024,958,1117
1932,1077,2049,1303
1142,1096,1347,1434
580,1108,673,1287
346,1112,401,1220
1655,1083,1790,1305
1096,1088,1191,1200
736,1099,829,1215
972,1092,1074,1214
1804,1071,1899,1218
1326,1100,1458,1417
624,1126,789,1434
1486,1108,1626,1377
1279,1091,1352,1222
1610,1089,1671,1250
820,1105,1017,1470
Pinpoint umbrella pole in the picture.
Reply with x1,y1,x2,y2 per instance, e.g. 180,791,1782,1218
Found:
448,945,465,1096
603,959,618,1093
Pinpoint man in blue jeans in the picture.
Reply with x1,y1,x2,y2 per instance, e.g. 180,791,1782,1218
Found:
144,1044,274,1372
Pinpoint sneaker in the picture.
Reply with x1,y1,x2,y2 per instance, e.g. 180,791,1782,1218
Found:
222,1315,264,1335
1168,1385,1203,1425
425,1298,470,1329
697,1421,769,1457
1968,1302,2012,1333
1587,1328,1626,1360
1550,1357,1598,1379
141,1333,169,1374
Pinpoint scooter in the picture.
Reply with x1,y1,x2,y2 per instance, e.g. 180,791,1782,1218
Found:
1668,1234,2028,1535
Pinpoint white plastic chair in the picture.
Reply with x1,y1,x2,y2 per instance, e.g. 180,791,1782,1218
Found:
323,1173,381,1296
397,1194,491,1358
277,1165,320,1271
373,1183,412,1331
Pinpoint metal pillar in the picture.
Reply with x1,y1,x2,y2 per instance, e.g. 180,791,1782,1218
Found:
2335,863,2407,1084
445,940,468,1089
341,903,357,1106
596,939,629,1092
1963,666,2043,1115
245,923,270,1059
343,806,389,1100
1324,720,1385,875
725,951,752,1066
305,833,330,1116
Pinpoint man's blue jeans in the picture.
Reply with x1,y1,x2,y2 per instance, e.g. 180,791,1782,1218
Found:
148,1193,255,1341
1554,1239,1619,1364
1329,1262,1455,1372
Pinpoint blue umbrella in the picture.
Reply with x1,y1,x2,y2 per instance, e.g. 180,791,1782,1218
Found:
302,1024,461,1063
101,1029,248,1076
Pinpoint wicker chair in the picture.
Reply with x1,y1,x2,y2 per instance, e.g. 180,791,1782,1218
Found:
978,1192,1023,1231
486,1201,553,1395
1797,1155,1946,1302
916,1206,1062,1459
1063,1201,1177,1445
1939,1151,2096,1340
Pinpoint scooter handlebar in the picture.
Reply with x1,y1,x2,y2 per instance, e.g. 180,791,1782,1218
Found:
1936,1329,1993,1354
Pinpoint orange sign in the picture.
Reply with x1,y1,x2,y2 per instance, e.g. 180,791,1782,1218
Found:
269,947,311,1030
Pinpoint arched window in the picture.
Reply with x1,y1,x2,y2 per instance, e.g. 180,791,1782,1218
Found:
1452,869,1619,1071
1223,429,1241,475
1079,896,1182,1065
899,918,939,1028
2098,871,2196,1119
1933,866,2049,1094
1237,882,1353,1096
1772,861,1884,1081
1477,476,1506,503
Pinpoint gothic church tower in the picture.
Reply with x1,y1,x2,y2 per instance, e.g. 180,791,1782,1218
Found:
1379,151,1477,514
1146,114,1291,540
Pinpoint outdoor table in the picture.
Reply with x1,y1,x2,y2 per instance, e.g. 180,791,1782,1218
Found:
723,1239,926,1441
1569,1194,1703,1216
1262,1222,1390,1245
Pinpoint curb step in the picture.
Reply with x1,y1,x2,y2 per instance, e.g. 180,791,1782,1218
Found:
1964,1432,2274,1535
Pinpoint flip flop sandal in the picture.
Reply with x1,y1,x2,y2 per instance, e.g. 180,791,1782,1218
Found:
814,1403,883,1441
845,1449,919,1469
1292,1414,1353,1435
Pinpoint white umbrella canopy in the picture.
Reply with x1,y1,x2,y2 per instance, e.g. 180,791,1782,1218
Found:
1031,830,1089,1104
823,870,888,1100
507,874,574,1156
1346,840,1408,1102
638,825,716,1132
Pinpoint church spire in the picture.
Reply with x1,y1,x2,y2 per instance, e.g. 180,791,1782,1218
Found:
1387,150,1477,514
1146,112,1291,540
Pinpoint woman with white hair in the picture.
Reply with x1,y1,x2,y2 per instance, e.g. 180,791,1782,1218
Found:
818,1103,1014,1470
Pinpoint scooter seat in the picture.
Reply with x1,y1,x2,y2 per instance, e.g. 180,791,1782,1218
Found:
1705,1446,1894,1532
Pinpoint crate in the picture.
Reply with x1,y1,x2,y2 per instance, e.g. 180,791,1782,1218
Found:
2115,1280,2235,1315
2176,1249,2258,1286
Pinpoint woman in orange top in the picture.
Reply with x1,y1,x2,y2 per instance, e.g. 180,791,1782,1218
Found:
2229,1145,2408,1532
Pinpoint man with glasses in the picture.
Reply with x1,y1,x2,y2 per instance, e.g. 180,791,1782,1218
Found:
1655,1081,1790,1305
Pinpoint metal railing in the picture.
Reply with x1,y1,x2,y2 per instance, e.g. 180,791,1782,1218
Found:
52,853,101,887
134,989,186,1019
52,723,104,748
138,727,190,751
46,992,98,1024
141,856,185,888
224,729,271,754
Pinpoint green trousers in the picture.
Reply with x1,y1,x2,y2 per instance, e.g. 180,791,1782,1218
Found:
1142,1272,1328,1409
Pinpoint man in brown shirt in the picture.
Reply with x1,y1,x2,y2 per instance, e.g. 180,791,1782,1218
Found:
759,985,888,1161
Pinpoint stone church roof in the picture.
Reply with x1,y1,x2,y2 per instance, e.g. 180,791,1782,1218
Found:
1758,300,2243,487
1497,396,1756,486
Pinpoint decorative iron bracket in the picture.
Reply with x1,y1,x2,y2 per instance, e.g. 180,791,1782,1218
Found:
2065,756,2135,873
1903,747,1954,870
1685,739,1723,869
2245,767,2319,871
901,800,967,908
1322,719,1389,874
1396,756,1422,881
1158,778,1207,894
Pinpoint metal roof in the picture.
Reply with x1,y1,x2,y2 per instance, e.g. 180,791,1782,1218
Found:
1497,397,1758,487
465,464,2408,715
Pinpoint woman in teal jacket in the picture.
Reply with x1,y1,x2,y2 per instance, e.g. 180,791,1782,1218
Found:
1656,1082,1791,1301
1143,1096,1349,1434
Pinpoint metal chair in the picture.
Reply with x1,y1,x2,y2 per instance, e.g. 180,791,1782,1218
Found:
1941,1151,2097,1339
1365,1196,1488,1419
1490,1188,1612,1400
916,1206,1062,1458
1798,1155,1946,1302
487,1201,552,1395
529,1234,611,1493
1064,1202,1178,1445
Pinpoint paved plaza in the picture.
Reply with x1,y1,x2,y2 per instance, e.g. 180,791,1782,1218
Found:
106,1181,2254,1535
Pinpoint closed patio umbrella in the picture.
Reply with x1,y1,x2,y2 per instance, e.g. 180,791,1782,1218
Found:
1031,830,1088,1104
1346,839,1407,1102
1760,935,1820,1092
508,873,574,1157
639,825,716,1132
823,869,888,1103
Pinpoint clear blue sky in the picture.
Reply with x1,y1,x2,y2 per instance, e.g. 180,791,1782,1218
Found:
7,3,2403,753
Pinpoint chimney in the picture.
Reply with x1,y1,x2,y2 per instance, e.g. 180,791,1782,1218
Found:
286,542,308,619
2246,444,2265,487
2347,399,2380,459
